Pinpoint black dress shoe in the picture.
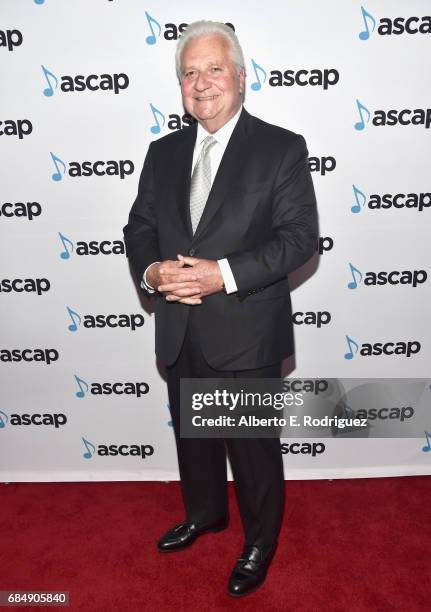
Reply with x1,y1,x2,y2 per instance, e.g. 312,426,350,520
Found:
157,516,229,552
227,544,277,597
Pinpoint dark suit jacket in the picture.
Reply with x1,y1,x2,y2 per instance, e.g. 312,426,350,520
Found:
123,107,318,370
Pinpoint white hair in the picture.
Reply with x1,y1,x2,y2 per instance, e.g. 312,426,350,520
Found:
175,20,245,79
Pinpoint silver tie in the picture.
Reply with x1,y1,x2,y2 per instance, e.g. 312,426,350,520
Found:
189,135,217,234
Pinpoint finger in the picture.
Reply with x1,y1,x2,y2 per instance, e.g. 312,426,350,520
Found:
159,283,201,293
159,273,198,285
179,255,200,266
166,269,198,278
179,297,202,305
165,287,202,298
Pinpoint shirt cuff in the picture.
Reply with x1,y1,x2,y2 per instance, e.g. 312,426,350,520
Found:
141,262,160,293
218,258,238,294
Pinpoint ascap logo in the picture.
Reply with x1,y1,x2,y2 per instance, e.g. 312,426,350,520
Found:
358,6,431,40
41,65,129,97
292,311,331,328
0,200,42,220
82,437,154,460
282,379,329,395
0,119,32,139
148,103,196,134
0,29,23,51
249,59,339,92
0,348,59,365
0,278,50,295
58,233,125,259
354,406,414,422
1,411,67,428
347,264,427,289
49,152,134,181
66,306,144,332
143,12,234,45
344,335,421,360
280,442,325,456
74,375,149,398
351,185,431,214
354,99,431,131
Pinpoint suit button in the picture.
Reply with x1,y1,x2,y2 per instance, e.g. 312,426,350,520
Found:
188,248,196,256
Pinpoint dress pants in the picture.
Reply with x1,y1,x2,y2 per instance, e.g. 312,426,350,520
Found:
166,307,285,547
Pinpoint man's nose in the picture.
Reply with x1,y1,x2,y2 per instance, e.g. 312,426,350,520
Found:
194,72,211,91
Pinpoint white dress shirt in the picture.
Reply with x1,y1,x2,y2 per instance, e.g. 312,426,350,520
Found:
142,106,242,294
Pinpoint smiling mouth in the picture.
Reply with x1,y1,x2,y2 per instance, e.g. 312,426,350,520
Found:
195,95,219,101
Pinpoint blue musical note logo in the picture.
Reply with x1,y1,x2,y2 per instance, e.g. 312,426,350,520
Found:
0,410,9,429
351,184,367,213
58,232,74,260
67,306,81,332
74,375,89,398
145,11,161,45
41,65,58,97
149,103,165,134
250,59,267,92
344,335,359,360
354,99,371,131
50,151,67,181
422,431,431,452
82,437,96,459
359,6,376,41
347,262,363,289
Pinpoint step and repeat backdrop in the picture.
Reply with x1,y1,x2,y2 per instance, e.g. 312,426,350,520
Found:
1,0,430,481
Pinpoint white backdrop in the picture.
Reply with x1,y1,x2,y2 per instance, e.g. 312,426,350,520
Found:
1,0,430,481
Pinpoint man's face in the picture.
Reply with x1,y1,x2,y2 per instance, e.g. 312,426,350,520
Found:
180,34,244,133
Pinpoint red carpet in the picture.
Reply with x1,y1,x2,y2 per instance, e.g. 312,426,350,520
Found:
2,477,430,611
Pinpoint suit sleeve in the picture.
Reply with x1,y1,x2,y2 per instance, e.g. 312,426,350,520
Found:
123,142,161,295
226,135,318,295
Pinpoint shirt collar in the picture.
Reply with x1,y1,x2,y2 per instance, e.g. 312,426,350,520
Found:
196,105,243,149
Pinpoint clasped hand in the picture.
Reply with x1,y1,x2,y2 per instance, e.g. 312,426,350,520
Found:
147,254,224,305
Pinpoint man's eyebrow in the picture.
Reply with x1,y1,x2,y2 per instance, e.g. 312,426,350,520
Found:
181,64,196,73
182,60,224,71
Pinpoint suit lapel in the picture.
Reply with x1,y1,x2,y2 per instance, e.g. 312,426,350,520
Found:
193,107,251,242
172,122,197,239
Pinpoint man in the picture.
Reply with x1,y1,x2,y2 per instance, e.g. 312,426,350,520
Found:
123,20,318,597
